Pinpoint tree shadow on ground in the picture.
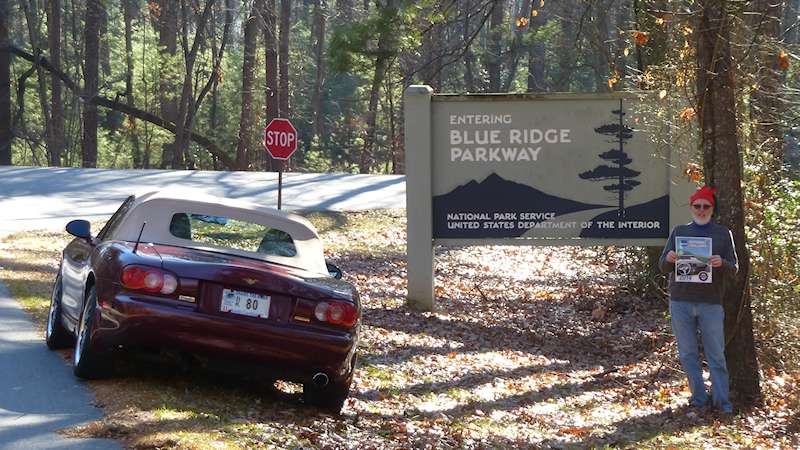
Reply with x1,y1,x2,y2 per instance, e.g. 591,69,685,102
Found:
0,257,59,276
360,296,668,363
536,404,720,449
353,359,570,401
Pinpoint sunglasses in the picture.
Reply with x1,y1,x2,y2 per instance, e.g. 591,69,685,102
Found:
692,204,712,210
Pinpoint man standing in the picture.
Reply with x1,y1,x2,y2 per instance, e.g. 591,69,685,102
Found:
659,185,738,414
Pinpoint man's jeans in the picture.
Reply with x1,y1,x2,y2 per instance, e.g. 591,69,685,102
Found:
670,300,733,412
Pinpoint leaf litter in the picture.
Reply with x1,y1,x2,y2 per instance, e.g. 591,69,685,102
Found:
1,210,798,449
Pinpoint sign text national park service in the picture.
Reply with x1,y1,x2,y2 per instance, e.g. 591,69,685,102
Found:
431,95,671,240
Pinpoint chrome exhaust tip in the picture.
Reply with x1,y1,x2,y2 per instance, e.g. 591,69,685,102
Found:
312,372,329,387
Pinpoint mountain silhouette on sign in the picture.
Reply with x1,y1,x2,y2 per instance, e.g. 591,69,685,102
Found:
433,173,610,238
579,195,669,238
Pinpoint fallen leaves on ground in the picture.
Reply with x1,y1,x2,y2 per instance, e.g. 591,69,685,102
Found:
1,210,798,449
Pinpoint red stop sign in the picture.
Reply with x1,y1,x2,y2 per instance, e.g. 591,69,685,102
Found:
263,118,298,160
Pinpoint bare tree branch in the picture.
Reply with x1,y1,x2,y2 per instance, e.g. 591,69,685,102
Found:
10,45,236,169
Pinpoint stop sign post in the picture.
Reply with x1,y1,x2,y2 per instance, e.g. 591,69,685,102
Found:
263,118,298,209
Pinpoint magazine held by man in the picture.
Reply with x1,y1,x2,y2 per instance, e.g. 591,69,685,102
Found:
675,236,713,283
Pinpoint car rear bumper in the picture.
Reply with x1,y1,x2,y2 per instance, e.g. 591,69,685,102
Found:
93,293,358,384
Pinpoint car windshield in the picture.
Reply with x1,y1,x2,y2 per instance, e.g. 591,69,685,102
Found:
169,213,297,257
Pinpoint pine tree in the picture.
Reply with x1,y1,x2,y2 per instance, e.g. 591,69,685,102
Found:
579,99,641,223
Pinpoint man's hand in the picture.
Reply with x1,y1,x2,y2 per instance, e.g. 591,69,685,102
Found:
666,251,677,263
709,255,723,267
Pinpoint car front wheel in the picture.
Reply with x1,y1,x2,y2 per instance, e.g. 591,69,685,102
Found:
73,286,111,379
46,273,73,349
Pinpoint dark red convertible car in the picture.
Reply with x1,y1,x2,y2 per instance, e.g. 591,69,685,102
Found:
46,191,360,412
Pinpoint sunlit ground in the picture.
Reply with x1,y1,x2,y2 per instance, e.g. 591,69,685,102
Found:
0,210,797,449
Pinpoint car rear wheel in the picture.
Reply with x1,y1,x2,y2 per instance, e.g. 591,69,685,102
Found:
73,287,112,379
46,273,73,349
303,353,356,414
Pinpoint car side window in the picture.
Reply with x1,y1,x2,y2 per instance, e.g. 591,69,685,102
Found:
168,213,297,257
96,195,135,241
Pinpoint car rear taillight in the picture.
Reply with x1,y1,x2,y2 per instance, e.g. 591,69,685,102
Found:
121,266,178,295
313,300,358,328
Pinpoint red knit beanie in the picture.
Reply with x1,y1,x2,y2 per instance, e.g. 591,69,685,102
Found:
690,185,716,207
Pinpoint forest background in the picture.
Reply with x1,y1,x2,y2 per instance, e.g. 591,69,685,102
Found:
0,0,799,406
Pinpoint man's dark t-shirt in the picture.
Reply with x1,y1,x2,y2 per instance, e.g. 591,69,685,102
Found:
658,221,739,305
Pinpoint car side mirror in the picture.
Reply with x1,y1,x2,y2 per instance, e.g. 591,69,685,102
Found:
326,261,343,280
66,220,92,240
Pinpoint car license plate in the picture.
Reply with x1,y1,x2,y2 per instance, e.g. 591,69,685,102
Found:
221,289,270,319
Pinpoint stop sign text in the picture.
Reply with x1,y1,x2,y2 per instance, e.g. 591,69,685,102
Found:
263,118,298,160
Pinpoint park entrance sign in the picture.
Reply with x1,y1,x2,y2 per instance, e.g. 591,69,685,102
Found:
404,85,695,310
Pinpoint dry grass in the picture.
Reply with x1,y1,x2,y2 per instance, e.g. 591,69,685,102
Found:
1,210,798,449
0,229,75,324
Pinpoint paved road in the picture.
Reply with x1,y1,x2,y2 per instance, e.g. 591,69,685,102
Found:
0,282,120,449
0,165,405,448
0,166,406,235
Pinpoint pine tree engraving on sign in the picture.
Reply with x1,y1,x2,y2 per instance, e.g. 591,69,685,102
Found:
579,99,641,224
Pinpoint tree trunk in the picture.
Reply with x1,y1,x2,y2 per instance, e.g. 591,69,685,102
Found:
23,2,55,166
555,0,575,91
310,0,327,151
359,0,395,174
749,0,784,183
157,0,179,168
590,0,612,92
526,4,546,92
337,0,353,22
332,0,354,169
632,0,645,77
279,0,291,118
262,0,278,171
783,0,800,45
100,2,111,78
47,0,65,166
463,0,476,92
501,0,531,92
184,0,231,170
611,0,630,89
386,75,398,174
237,1,259,171
486,0,504,92
695,0,761,406
421,4,442,92
123,0,142,168
360,57,389,173
82,0,103,168
208,1,221,171
171,0,216,169
0,0,11,165
66,0,83,166
206,0,233,171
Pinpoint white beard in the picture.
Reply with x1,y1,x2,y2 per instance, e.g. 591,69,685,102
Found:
692,214,711,225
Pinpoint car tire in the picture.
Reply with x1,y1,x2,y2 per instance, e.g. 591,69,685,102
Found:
73,286,112,379
303,354,356,414
45,273,73,350
303,380,350,414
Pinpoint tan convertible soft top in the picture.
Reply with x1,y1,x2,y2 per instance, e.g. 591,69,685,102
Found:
111,190,329,275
